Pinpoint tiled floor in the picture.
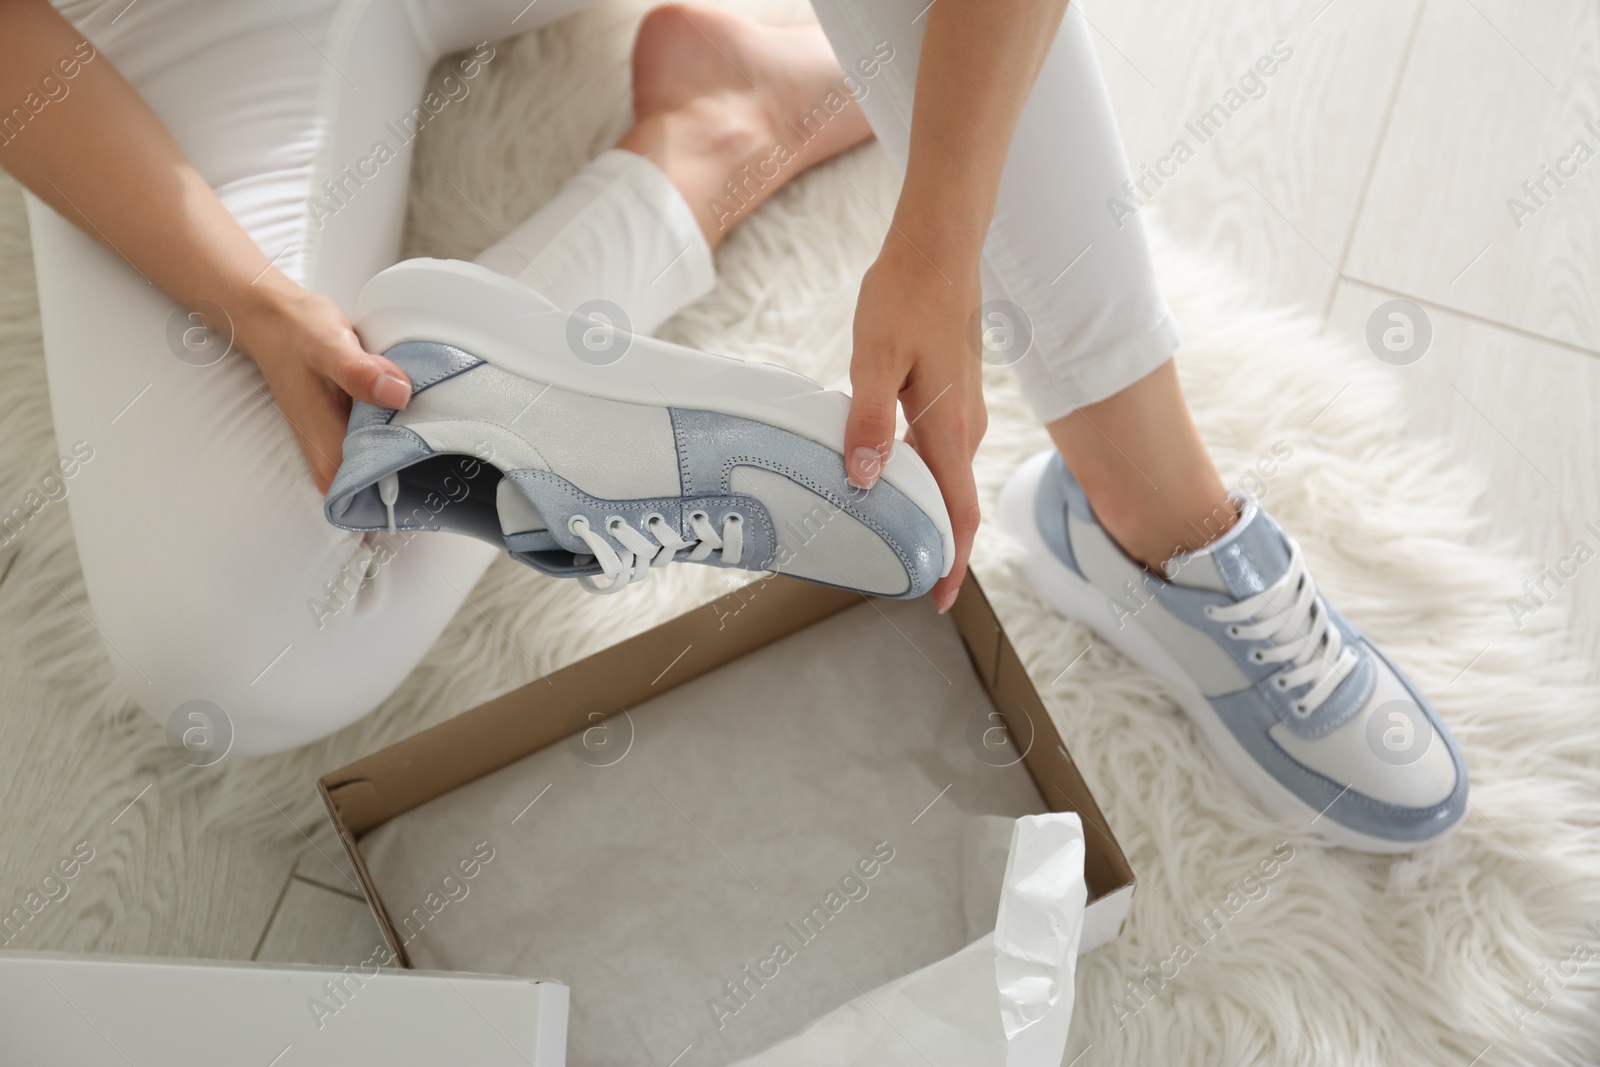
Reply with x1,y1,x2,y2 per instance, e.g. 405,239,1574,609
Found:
178,0,1600,971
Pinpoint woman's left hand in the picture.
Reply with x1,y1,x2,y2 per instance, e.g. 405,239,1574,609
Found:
842,231,987,613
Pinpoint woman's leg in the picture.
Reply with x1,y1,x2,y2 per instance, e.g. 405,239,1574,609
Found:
27,0,551,756
32,0,875,754
476,5,876,318
811,0,1232,570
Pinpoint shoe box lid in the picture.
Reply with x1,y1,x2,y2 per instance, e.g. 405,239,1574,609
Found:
0,950,566,1065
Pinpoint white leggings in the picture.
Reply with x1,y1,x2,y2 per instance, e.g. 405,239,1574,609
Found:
32,0,1175,754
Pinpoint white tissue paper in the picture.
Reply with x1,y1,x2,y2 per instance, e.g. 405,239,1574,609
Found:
731,813,1086,1067
996,814,1088,1065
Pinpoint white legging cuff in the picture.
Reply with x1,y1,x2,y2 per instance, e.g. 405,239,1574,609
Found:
473,148,716,335
1014,309,1184,423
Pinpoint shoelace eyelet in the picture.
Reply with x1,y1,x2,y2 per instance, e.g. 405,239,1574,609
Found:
1204,604,1220,619
1294,702,1309,715
1250,650,1265,664
1227,625,1241,638
570,506,743,595
1274,676,1289,690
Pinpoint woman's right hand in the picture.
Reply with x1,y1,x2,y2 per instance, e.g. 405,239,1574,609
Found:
237,279,414,494
0,1,411,495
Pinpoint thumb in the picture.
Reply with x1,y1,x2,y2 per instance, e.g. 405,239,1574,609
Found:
844,357,903,490
317,338,413,412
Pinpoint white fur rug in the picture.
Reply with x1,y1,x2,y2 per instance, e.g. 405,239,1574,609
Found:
2,2,1598,1064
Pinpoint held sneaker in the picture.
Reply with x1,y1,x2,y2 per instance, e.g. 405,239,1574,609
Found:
324,258,953,598
999,450,1467,852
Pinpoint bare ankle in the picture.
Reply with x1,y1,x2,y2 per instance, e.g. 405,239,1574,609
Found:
623,7,872,246
1079,479,1237,574
1044,361,1236,574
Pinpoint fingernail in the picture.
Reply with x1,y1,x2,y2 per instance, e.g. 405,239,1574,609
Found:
936,589,957,615
375,374,410,410
847,446,882,489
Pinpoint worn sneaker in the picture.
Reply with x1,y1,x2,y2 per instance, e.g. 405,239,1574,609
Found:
324,259,952,598
999,450,1467,852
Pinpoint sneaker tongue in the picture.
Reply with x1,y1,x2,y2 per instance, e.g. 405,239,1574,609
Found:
1164,496,1291,598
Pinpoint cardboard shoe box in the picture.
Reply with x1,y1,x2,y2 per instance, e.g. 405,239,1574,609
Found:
319,571,1135,1062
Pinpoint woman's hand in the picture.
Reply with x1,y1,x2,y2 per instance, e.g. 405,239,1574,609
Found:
838,0,1067,611
237,281,414,494
843,234,986,613
0,0,410,495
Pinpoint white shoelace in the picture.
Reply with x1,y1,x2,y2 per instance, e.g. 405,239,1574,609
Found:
1204,539,1358,716
568,511,744,594
378,472,400,534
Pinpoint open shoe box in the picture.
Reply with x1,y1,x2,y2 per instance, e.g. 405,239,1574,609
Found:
318,571,1135,1064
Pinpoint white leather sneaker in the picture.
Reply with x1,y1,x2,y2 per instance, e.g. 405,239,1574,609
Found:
1001,449,1467,852
325,259,954,598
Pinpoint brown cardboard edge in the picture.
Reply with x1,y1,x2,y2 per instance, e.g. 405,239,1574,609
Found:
321,570,1134,965
317,779,412,968
322,574,858,836
946,577,1135,907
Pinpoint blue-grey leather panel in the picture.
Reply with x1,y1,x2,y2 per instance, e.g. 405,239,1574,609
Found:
1210,498,1292,596
346,398,393,435
340,342,483,435
385,340,486,392
1208,683,1466,843
325,427,506,543
669,408,942,599
325,424,435,527
1050,451,1097,526
1036,452,1083,577
346,341,488,434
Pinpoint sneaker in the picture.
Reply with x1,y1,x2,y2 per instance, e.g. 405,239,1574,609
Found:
999,450,1467,852
324,259,953,598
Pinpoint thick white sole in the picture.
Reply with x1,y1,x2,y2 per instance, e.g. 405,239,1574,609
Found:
356,258,955,575
999,451,1425,854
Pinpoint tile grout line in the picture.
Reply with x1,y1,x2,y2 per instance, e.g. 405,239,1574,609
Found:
1324,0,1432,320
292,852,368,899
291,872,370,905
250,867,300,962
1335,274,1600,361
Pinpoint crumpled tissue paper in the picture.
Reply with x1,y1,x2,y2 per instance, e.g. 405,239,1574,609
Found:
730,813,1087,1067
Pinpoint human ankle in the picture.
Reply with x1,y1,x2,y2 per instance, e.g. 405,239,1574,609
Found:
1094,489,1239,575
616,100,770,246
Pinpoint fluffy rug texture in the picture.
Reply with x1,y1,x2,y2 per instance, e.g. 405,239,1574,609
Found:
2,1,1598,1064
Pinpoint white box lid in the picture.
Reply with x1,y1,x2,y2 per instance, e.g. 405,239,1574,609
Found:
0,952,567,1066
